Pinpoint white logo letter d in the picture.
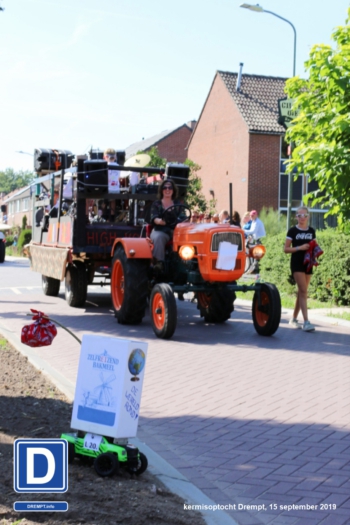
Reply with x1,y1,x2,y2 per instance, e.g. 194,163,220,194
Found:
27,448,55,484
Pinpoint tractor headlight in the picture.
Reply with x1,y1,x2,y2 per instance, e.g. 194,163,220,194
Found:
250,245,266,259
179,245,196,260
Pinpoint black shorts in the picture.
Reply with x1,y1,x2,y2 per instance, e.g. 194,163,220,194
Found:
291,261,312,275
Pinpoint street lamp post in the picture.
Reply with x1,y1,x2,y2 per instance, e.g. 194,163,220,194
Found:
240,3,297,228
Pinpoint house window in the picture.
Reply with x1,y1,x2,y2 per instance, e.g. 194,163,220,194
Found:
279,140,336,228
16,200,20,213
22,198,29,211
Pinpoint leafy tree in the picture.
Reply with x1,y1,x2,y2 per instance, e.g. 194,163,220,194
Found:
0,168,35,194
137,147,209,212
137,146,167,168
184,159,208,213
285,9,350,228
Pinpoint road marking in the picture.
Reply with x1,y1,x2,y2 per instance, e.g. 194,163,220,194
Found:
0,286,42,294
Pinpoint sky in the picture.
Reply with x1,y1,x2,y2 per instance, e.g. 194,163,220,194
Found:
0,0,349,172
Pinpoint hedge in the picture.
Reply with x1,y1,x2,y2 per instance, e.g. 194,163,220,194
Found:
18,229,32,251
5,235,14,247
259,229,350,306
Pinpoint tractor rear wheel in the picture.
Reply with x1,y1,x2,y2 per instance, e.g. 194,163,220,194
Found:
42,275,60,296
111,246,148,324
252,282,281,336
65,261,87,307
150,283,177,339
197,286,235,323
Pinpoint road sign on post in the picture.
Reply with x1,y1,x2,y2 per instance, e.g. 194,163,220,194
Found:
278,97,300,228
278,98,299,129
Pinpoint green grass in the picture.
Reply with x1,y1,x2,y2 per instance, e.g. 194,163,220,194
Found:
327,311,350,321
0,338,7,348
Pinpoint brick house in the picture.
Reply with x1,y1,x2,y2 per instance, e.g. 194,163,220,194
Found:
0,186,32,228
125,121,196,163
188,70,288,217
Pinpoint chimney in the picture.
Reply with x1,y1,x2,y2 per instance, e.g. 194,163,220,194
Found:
236,63,244,92
187,120,197,130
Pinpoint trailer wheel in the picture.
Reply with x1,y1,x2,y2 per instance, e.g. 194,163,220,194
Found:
68,442,75,464
65,261,87,307
94,453,118,477
111,246,148,324
150,283,177,339
127,452,148,476
197,286,235,323
0,242,5,263
42,275,60,296
252,282,281,336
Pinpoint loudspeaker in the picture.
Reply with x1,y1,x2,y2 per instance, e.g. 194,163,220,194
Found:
116,150,126,166
165,163,190,199
83,160,108,192
89,149,104,160
34,149,73,173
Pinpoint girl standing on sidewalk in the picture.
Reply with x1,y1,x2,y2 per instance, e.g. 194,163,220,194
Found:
284,206,316,332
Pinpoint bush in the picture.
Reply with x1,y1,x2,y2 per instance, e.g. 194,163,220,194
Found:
260,207,287,236
5,235,14,247
259,229,350,306
17,229,32,251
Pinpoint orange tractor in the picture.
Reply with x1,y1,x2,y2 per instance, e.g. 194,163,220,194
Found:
110,204,281,339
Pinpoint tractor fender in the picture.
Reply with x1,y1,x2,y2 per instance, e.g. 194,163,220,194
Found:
111,238,153,259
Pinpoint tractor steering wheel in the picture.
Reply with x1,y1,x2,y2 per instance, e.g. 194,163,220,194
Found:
161,204,192,228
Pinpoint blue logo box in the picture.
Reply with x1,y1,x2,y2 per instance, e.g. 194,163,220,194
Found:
14,439,68,493
14,501,68,512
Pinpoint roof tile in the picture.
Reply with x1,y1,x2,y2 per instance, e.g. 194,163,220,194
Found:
218,71,287,134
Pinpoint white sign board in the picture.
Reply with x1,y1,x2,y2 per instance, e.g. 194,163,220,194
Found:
71,335,148,439
216,241,238,270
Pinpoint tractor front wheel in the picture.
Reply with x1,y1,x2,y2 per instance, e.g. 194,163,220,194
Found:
150,283,177,339
252,282,281,336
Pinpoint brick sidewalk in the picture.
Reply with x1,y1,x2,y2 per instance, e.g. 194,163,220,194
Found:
1,266,350,524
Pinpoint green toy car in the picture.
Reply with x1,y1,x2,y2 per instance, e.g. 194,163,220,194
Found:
61,432,148,477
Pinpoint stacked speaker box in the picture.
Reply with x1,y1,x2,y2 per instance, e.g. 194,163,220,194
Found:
34,149,73,173
165,163,190,199
116,150,126,166
89,149,104,160
82,160,108,192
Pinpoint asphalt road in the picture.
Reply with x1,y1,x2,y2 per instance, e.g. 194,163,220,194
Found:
1,257,350,525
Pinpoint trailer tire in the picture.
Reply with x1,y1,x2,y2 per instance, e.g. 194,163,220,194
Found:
197,286,235,323
150,283,177,339
94,453,118,477
65,261,87,307
252,282,281,336
127,452,148,476
111,246,148,324
42,275,60,296
0,242,5,263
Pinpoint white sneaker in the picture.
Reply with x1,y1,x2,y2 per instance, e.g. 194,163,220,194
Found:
302,320,316,332
289,318,300,329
